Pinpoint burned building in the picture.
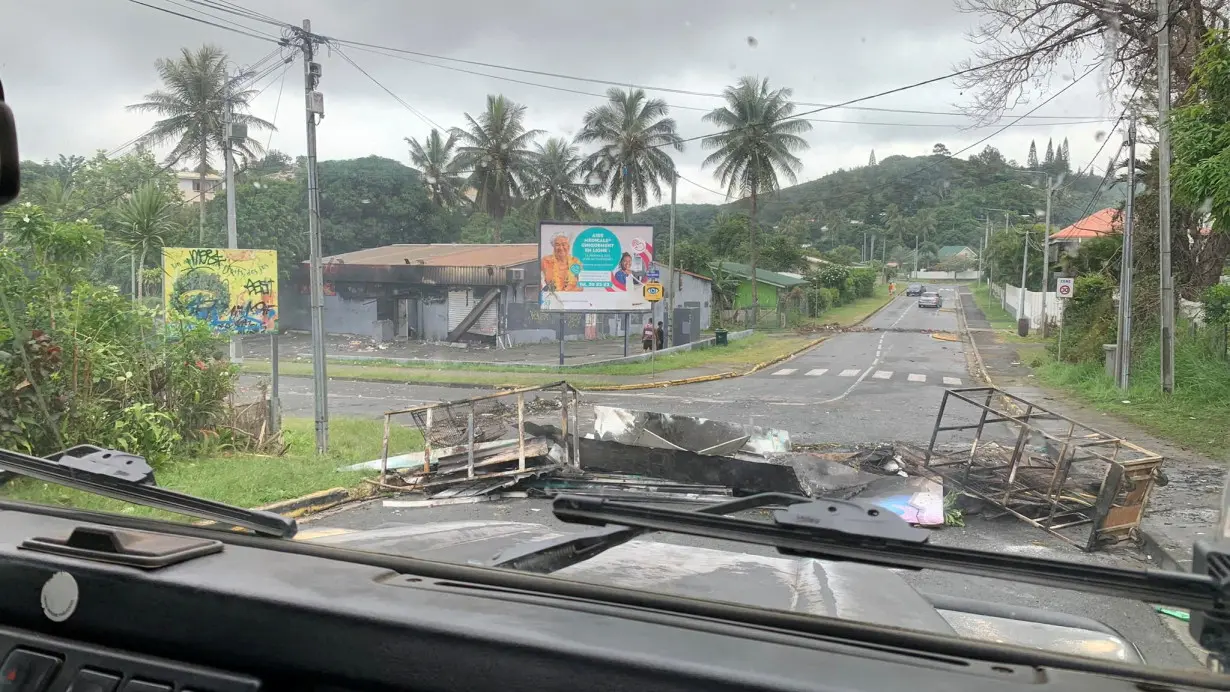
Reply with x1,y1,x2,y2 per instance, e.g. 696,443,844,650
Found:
281,244,538,343
281,243,713,345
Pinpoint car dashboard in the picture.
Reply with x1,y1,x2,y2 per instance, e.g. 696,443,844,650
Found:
0,502,1222,692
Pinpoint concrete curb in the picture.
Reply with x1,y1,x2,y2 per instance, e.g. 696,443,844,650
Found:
253,487,352,518
955,286,1187,573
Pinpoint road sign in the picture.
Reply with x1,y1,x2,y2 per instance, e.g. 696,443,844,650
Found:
1056,277,1074,299
646,269,660,280
643,281,664,302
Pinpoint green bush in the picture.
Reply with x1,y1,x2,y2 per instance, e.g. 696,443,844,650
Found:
0,204,235,465
849,268,876,298
1053,274,1116,364
1203,283,1230,327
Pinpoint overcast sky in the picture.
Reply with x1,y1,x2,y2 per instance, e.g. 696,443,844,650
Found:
3,0,1126,207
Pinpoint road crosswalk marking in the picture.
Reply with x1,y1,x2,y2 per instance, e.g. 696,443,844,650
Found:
767,366,964,386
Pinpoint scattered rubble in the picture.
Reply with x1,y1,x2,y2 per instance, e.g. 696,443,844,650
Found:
357,385,1164,548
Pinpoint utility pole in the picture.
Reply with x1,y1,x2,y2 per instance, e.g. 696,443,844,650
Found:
980,216,989,284
666,172,676,347
1116,116,1138,389
1039,175,1055,337
223,77,242,365
1003,211,1010,310
1018,224,1030,323
913,235,919,275
1157,0,1176,394
301,19,329,453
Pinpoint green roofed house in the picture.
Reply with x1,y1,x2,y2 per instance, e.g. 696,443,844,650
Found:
712,261,808,321
937,245,978,261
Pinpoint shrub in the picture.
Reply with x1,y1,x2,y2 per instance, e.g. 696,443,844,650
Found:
0,205,234,465
849,268,876,298
1053,274,1117,364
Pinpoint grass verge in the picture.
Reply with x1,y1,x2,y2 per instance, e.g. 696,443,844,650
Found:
0,417,423,518
242,333,819,386
969,283,1017,330
1034,333,1230,460
824,284,894,326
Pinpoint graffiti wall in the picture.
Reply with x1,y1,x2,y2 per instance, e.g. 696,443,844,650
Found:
162,248,278,334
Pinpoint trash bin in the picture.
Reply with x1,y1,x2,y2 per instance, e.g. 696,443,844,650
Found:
1017,317,1030,338
714,328,728,346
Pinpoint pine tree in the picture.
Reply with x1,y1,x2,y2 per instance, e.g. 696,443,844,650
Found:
868,150,877,166
1026,140,1039,168
1061,137,1071,172
1044,138,1055,167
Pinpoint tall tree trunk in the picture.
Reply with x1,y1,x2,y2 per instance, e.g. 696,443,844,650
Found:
137,240,148,300
622,169,632,222
550,197,556,220
492,212,503,243
750,188,759,329
198,146,208,244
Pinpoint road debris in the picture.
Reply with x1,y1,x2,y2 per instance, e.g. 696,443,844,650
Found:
923,386,1164,551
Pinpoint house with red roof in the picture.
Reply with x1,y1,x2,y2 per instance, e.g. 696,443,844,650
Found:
1049,208,1122,257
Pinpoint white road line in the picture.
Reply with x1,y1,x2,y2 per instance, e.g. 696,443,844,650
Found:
838,369,862,377
805,369,828,376
773,368,797,376
814,331,888,405
890,299,915,328
872,370,893,379
943,376,963,385
908,373,927,383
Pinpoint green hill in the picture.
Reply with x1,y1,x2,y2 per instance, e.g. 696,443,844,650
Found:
634,146,1126,258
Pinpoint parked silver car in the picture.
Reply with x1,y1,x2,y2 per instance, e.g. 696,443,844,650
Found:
918,291,943,308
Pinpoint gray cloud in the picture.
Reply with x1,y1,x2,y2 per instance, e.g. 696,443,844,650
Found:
3,0,1118,206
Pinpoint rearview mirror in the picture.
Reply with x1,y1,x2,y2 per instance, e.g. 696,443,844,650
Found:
0,77,19,207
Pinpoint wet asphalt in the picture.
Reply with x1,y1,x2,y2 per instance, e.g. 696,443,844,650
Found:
257,288,1203,671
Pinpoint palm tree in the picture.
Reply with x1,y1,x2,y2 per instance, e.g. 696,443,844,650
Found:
451,95,542,241
576,88,683,221
406,129,466,209
114,183,181,299
528,138,593,220
701,76,811,327
127,44,275,242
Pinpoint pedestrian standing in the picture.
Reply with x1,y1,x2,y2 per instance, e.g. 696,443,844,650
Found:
656,321,665,351
642,319,655,352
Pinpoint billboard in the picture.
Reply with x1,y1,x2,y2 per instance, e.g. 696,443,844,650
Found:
538,222,654,312
162,247,279,334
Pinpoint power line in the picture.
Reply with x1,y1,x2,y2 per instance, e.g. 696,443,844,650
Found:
676,173,727,199
157,0,281,39
329,35,1110,122
342,43,1109,130
121,0,281,42
182,0,294,28
334,47,447,131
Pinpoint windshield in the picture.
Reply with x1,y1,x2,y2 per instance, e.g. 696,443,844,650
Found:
3,0,1227,680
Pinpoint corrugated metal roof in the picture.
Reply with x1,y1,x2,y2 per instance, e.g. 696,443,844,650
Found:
320,244,538,268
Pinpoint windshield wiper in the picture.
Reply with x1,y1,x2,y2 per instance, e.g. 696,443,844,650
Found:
489,492,808,572
0,445,296,538
519,493,1222,613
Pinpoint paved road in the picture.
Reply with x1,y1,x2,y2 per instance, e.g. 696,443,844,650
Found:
248,289,975,446
266,287,1200,669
